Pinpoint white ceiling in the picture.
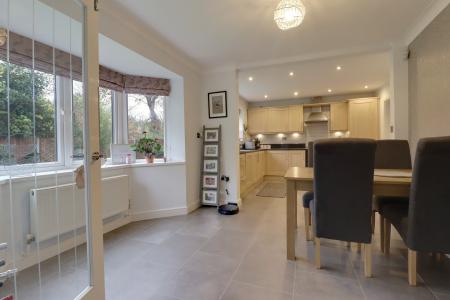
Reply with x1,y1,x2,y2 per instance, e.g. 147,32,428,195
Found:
239,51,390,101
112,0,436,69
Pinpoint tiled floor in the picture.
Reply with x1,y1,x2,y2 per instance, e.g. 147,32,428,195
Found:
2,180,450,299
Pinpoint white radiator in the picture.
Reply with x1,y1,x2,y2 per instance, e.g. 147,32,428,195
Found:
29,175,129,243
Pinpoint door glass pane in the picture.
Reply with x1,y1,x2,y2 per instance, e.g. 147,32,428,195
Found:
99,88,112,158
0,1,90,299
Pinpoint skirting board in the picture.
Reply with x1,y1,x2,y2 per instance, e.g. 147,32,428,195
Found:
131,206,189,221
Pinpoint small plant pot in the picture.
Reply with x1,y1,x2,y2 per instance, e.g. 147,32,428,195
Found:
145,154,155,163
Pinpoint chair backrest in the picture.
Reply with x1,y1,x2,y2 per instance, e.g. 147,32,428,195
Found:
375,140,412,169
313,138,376,243
307,141,314,167
407,136,450,252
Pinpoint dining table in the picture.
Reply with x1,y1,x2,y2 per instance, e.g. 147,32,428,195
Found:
284,167,412,261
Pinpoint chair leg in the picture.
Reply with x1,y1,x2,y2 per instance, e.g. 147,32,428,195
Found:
315,237,321,269
379,214,385,253
384,219,391,255
364,243,373,278
371,211,376,234
408,249,417,286
304,207,311,241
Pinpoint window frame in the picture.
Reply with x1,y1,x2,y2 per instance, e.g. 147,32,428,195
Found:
125,93,167,159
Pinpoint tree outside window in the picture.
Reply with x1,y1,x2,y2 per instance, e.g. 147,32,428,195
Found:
127,94,164,158
72,82,113,159
0,61,56,165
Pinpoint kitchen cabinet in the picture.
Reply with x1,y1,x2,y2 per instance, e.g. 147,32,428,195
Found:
257,151,266,181
288,105,304,133
267,107,289,133
239,155,246,180
348,98,379,139
248,108,267,134
288,150,306,167
330,102,348,131
266,151,289,176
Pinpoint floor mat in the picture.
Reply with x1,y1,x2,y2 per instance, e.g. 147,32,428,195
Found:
256,182,286,198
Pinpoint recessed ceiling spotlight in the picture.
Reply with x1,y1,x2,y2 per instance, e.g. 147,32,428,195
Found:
264,94,268,99
328,89,332,93
289,72,294,76
336,66,342,71
248,76,254,81
364,85,369,89
294,91,299,96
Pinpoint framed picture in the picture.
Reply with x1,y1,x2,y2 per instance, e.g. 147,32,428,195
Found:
204,129,219,142
204,159,218,173
202,190,218,204
204,144,219,157
208,91,228,119
203,175,218,189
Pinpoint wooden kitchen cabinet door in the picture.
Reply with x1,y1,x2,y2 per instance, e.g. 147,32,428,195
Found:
288,105,304,133
266,151,289,176
248,108,267,134
330,102,348,131
267,107,289,133
348,98,379,139
240,155,246,181
288,150,306,167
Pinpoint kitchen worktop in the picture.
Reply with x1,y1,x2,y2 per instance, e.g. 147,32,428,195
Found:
240,144,307,154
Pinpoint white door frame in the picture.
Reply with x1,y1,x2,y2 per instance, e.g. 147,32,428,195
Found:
75,0,105,299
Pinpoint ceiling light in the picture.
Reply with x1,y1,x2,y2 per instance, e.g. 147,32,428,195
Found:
264,94,268,99
294,91,299,96
328,89,332,93
336,66,342,71
364,85,369,89
274,0,306,31
248,76,253,81
289,72,294,76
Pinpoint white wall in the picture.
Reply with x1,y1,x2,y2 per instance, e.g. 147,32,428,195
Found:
100,2,203,210
409,4,450,153
377,85,393,139
202,70,240,204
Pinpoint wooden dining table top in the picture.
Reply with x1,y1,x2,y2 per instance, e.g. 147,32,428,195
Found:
285,167,412,197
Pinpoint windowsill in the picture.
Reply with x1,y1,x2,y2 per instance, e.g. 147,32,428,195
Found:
0,160,185,185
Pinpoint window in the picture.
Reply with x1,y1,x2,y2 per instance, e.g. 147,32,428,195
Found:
0,60,57,165
72,82,114,159
72,80,84,160
127,94,165,158
99,88,113,157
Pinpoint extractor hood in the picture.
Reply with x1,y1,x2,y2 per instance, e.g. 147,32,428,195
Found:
305,107,328,124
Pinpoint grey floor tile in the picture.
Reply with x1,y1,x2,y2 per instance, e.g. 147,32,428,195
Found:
200,229,255,259
293,271,364,300
436,293,450,300
233,245,296,293
221,281,292,300
182,251,241,278
156,268,230,300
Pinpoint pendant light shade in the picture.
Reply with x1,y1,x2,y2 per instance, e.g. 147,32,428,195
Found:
274,0,306,31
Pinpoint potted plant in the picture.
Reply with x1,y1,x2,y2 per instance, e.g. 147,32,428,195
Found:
131,132,162,163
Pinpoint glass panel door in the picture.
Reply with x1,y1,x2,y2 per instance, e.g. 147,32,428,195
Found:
0,0,103,299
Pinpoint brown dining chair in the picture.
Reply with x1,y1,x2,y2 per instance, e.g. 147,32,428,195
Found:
379,136,450,286
310,139,376,277
373,140,412,253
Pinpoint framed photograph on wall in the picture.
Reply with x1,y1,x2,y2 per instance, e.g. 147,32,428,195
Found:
203,159,218,173
204,144,219,157
203,175,218,189
204,129,219,142
202,190,218,205
208,91,228,119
